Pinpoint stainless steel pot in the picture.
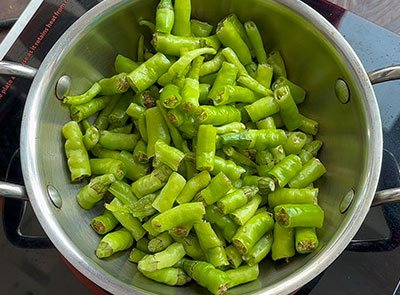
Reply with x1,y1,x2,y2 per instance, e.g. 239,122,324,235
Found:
1,0,400,294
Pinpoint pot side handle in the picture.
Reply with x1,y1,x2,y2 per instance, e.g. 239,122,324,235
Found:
0,61,37,79
0,181,54,249
368,65,400,84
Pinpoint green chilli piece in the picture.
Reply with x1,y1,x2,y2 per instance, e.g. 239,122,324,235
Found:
212,156,246,181
243,232,273,266
151,202,205,232
172,234,205,260
172,0,191,36
196,105,241,126
106,193,158,221
221,47,247,76
98,73,130,96
257,117,276,130
268,50,287,78
129,248,147,263
271,223,295,261
225,244,242,268
196,124,216,171
204,205,239,243
62,121,91,181
133,140,148,163
154,139,185,171
299,149,313,165
245,96,279,122
217,186,259,215
272,76,306,104
288,158,327,188
157,101,184,150
268,188,319,207
256,150,273,165
114,54,139,74
145,106,171,158
242,175,276,195
156,0,174,34
230,194,262,226
95,227,133,258
244,21,267,64
90,158,126,180
304,140,323,156
92,146,150,181
63,82,102,105
194,221,229,267
152,172,186,212
139,20,156,33
283,132,308,155
143,214,162,237
295,227,319,254
108,91,133,126
256,63,274,89
213,85,260,106
108,180,138,205
216,17,252,65
221,129,287,151
183,259,231,295
270,145,286,163
158,47,216,86
181,77,200,113
269,154,303,187
223,146,257,168
160,84,182,109
127,52,171,93
191,19,213,37
93,95,120,130
152,33,201,56
131,164,172,198
299,114,319,136
77,174,115,210
208,62,238,100
148,232,173,253
274,204,324,228
201,172,232,205
200,50,225,77
237,74,273,96
98,130,138,151
70,96,111,122
226,264,259,288
232,211,274,254
138,242,186,272
126,102,145,120
274,85,302,131
215,122,246,134
141,267,191,286
108,198,147,241
225,13,254,57
199,83,211,104
176,170,211,204
169,223,193,238
90,209,119,235
108,123,133,134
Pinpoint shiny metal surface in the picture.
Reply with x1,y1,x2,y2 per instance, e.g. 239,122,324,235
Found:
55,75,72,100
372,188,400,207
14,0,384,294
0,181,28,201
368,65,400,84
0,61,37,79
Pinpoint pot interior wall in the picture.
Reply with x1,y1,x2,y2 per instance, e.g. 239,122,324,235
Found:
32,0,370,293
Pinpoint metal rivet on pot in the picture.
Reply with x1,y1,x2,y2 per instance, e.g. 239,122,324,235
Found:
47,184,62,208
339,189,354,213
55,75,71,100
335,78,350,104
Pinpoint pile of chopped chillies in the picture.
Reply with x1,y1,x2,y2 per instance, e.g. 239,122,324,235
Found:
60,0,327,294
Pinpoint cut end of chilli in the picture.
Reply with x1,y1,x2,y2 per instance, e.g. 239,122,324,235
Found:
232,239,246,254
297,240,317,253
91,220,106,234
96,241,114,258
218,282,230,295
274,85,290,100
276,208,289,226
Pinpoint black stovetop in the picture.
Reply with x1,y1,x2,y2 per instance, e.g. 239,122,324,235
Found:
0,1,400,294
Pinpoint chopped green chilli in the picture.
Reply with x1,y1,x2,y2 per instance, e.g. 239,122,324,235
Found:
59,1,327,293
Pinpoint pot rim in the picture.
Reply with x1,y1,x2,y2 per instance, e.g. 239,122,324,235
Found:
20,0,383,294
